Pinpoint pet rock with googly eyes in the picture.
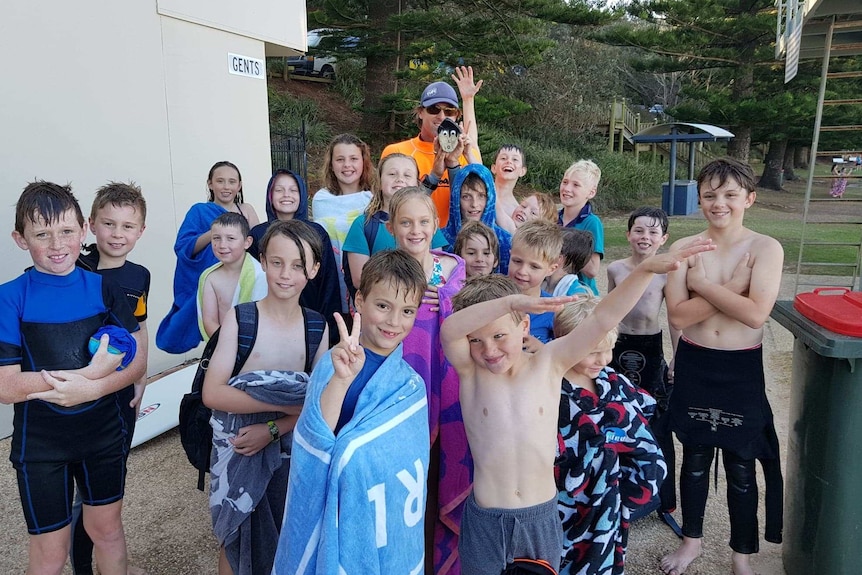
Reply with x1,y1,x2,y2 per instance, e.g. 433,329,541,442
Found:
437,118,461,154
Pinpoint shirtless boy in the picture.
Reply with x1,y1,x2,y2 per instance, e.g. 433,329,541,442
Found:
491,145,527,217
661,158,784,575
441,236,712,574
198,212,266,339
606,206,678,520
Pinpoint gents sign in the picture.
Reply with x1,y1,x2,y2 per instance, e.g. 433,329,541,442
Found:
227,53,264,80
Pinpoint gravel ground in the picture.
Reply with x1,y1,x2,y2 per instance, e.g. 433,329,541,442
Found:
0,273,799,575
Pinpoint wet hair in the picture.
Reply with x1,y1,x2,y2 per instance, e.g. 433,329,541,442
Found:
90,181,147,223
460,174,487,197
452,273,523,321
494,144,526,166
518,192,556,222
697,157,757,195
321,133,378,195
627,206,668,234
15,180,84,235
359,249,426,306
563,159,601,188
453,221,500,270
207,161,244,204
366,153,419,218
553,294,618,348
511,220,563,264
211,211,251,238
560,229,594,274
388,186,438,225
258,219,323,279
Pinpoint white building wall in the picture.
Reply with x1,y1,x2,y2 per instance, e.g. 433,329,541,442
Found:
0,1,305,438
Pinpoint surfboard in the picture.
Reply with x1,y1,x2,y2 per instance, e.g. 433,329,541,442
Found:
131,363,196,449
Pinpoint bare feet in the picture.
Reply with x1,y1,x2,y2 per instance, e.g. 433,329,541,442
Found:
660,536,702,575
731,551,755,575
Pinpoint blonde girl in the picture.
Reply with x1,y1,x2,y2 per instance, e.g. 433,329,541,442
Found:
343,154,447,290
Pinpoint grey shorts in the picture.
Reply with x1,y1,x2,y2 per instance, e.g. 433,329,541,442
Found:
459,492,563,575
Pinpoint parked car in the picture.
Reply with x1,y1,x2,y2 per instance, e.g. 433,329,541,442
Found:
287,29,356,81
649,104,665,115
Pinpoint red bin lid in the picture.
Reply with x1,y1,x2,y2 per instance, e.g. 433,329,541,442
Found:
793,288,862,338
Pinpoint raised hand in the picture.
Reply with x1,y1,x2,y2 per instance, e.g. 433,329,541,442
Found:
451,65,483,99
331,312,365,381
509,294,578,315
642,236,715,274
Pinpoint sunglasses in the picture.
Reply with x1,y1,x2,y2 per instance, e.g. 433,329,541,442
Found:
425,104,460,117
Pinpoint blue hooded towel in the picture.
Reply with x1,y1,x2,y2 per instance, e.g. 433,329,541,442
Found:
248,170,342,346
156,202,225,354
272,344,430,575
442,163,513,275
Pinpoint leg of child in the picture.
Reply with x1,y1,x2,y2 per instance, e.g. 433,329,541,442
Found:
661,444,711,574
28,528,72,575
70,492,95,574
724,450,758,575
218,547,234,575
82,501,128,575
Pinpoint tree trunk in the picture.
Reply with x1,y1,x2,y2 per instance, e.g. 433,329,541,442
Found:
759,139,787,190
360,0,399,135
783,144,798,181
727,60,754,160
795,145,809,169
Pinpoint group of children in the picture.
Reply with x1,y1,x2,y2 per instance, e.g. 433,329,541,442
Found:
0,84,783,575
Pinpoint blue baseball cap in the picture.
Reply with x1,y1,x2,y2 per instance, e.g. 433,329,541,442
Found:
421,82,459,108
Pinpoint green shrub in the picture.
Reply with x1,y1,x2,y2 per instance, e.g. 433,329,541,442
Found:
332,58,366,109
268,88,332,145
479,125,666,213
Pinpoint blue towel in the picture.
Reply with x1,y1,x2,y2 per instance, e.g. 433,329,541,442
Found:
88,325,136,370
156,202,225,353
442,163,513,275
210,370,309,575
272,345,429,575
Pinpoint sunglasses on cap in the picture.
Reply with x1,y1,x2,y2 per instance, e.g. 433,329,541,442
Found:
425,104,460,117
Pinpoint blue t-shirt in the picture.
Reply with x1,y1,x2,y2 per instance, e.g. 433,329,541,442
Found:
343,213,448,256
559,204,604,296
334,347,387,435
529,291,556,344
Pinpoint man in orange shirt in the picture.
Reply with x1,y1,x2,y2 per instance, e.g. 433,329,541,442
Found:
382,66,482,227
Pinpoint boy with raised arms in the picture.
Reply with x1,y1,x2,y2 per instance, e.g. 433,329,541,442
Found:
440,235,712,574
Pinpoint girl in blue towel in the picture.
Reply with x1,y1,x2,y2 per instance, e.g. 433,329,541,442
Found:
156,161,261,354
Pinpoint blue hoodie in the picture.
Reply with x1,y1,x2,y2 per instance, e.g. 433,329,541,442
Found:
249,169,342,345
442,164,512,274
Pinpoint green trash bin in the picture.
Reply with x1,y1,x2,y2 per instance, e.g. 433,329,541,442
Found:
771,301,862,575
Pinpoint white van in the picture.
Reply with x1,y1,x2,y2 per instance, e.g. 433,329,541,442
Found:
287,29,340,80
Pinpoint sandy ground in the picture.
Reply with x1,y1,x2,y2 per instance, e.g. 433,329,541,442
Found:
0,266,800,575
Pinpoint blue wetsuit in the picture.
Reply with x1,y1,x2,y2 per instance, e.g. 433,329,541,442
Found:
0,267,139,534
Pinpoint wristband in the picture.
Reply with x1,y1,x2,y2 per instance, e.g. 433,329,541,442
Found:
445,163,461,170
422,173,440,191
267,420,280,443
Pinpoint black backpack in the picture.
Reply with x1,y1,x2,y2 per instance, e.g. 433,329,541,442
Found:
179,302,325,490
343,211,385,303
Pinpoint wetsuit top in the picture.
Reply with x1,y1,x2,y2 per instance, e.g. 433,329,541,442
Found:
0,267,140,462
